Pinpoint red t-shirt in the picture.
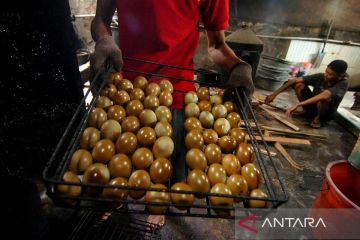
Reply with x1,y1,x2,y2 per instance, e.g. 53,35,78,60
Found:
116,0,229,108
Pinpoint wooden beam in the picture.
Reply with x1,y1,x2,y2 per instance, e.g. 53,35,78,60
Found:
274,142,304,171
246,135,311,145
262,126,327,139
259,105,300,131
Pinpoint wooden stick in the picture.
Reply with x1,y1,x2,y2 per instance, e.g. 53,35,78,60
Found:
259,148,277,157
255,97,288,112
246,135,311,145
259,105,301,131
274,142,304,170
262,126,327,139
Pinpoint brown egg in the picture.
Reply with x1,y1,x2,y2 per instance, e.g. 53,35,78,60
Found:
209,183,233,206
210,94,223,105
218,136,237,153
227,112,241,128
115,132,138,155
213,118,231,136
116,79,133,92
241,163,260,190
185,103,200,118
207,163,227,186
121,116,140,133
155,106,172,122
184,117,202,132
226,174,248,197
69,149,93,174
126,100,144,116
57,171,82,197
149,158,173,184
212,104,228,119
128,170,151,199
80,127,100,150
107,105,126,123
198,100,212,112
204,143,222,164
249,188,268,208
108,153,132,178
185,130,204,150
152,136,174,158
145,183,171,214
102,83,117,99
102,177,128,199
159,90,173,107
184,91,198,105
202,129,218,144
138,109,157,127
222,154,241,176
143,95,160,110
83,163,110,185
230,128,246,145
96,96,113,110
112,90,130,106
186,169,210,197
236,142,254,166
196,87,210,101
146,82,161,96
137,127,157,147
186,148,207,171
224,101,235,113
129,88,145,101
154,120,173,137
100,119,122,141
107,72,123,85
159,79,174,93
199,111,214,128
170,182,194,210
88,108,108,129
133,76,148,90
132,147,154,170
92,139,115,163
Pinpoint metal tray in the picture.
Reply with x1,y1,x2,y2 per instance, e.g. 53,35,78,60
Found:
43,57,288,219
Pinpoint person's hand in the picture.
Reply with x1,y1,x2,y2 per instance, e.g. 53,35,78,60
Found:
264,93,276,104
226,62,254,100
285,104,300,117
90,35,123,71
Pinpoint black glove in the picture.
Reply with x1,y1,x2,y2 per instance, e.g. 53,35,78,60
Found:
225,62,254,100
90,35,123,71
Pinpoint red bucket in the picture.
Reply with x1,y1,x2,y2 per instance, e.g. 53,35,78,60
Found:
312,160,360,209
309,160,360,239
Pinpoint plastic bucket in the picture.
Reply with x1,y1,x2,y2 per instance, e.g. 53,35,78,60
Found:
312,160,360,209
309,160,360,239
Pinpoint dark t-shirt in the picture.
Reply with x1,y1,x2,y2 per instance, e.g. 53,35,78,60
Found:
303,73,348,108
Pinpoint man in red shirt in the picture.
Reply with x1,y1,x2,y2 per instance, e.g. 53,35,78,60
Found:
91,0,253,108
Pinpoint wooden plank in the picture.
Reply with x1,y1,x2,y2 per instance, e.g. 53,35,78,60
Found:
246,135,311,145
274,142,304,171
259,105,301,131
262,126,327,139
255,97,288,112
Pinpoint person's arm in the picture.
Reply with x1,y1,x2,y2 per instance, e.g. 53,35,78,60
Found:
90,0,122,71
265,77,304,104
206,30,254,98
91,0,116,41
286,90,332,117
206,30,244,71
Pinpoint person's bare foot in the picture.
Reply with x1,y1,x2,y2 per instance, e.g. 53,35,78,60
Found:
310,120,321,128
147,215,166,226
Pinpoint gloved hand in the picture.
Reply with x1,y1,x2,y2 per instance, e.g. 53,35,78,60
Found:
225,62,254,100
90,35,123,71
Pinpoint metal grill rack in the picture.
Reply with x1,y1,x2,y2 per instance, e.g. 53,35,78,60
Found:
43,57,288,219
67,210,161,240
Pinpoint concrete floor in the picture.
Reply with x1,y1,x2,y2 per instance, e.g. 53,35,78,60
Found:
41,86,359,240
